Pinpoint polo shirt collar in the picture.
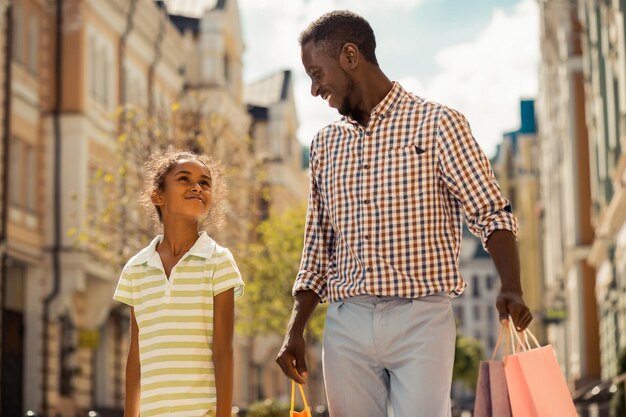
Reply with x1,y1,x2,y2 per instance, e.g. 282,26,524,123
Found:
126,231,216,269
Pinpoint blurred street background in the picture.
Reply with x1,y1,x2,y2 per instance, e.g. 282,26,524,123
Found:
0,0,624,416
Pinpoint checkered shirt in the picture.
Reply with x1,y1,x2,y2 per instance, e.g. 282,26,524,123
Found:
293,82,517,303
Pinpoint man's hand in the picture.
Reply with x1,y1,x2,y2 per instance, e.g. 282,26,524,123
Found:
275,290,320,385
276,331,308,385
496,290,532,331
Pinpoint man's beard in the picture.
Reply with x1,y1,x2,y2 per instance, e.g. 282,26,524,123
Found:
337,70,355,117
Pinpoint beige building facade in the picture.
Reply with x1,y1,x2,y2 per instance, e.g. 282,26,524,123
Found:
2,0,48,415
246,69,309,215
0,0,309,416
537,0,601,394
492,99,547,344
580,0,626,385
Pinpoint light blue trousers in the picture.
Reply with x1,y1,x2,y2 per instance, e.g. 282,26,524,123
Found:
322,294,456,417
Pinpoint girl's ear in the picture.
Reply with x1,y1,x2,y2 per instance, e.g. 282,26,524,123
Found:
151,190,164,206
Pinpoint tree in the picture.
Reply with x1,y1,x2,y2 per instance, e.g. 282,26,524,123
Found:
237,204,326,341
453,334,483,390
73,94,257,267
245,399,290,417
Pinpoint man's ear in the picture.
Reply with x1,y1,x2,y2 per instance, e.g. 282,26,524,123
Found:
151,190,163,206
340,43,359,69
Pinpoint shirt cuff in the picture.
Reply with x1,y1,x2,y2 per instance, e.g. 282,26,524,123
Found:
293,270,328,303
481,212,519,249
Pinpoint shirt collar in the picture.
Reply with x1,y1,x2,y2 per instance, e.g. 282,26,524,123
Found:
126,231,216,269
342,81,405,126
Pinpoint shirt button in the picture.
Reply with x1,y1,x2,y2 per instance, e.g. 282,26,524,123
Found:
366,131,372,136
363,199,370,204
364,234,370,240
366,267,373,272
362,163,369,169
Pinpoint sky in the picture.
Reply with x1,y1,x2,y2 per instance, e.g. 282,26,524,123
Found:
170,0,540,159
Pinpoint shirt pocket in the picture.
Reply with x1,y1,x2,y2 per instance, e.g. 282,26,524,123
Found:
380,144,435,201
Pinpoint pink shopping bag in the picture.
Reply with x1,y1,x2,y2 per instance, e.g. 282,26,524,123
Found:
474,360,513,417
503,320,577,417
474,325,513,417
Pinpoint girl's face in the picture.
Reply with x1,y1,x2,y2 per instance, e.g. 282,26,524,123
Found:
152,159,212,223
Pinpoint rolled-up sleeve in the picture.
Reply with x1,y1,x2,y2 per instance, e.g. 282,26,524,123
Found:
292,136,335,302
437,107,518,249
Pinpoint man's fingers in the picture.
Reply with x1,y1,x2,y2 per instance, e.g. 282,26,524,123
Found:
496,294,533,331
276,353,307,384
515,310,533,331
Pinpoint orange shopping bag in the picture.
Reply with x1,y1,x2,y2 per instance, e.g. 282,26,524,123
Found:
503,318,577,417
290,380,311,417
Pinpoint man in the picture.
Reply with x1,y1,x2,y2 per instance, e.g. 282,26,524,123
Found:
276,10,532,417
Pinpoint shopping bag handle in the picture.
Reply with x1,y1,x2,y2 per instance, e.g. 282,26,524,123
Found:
507,315,540,352
491,323,513,360
290,380,311,416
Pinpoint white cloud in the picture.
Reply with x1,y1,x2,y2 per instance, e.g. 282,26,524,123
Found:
239,0,539,156
420,0,539,157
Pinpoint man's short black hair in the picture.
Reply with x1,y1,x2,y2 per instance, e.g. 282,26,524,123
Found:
299,10,379,66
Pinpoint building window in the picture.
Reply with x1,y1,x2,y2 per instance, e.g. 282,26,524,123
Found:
286,135,293,158
9,138,23,206
473,305,481,320
12,2,24,64
223,53,230,82
9,137,37,212
25,147,37,210
89,36,97,97
472,275,480,297
453,305,464,324
94,44,103,101
486,274,493,291
88,34,112,107
28,14,39,75
487,334,496,353
102,51,110,106
97,45,106,104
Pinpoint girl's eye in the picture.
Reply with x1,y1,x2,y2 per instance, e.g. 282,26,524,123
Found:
200,180,210,187
178,176,188,182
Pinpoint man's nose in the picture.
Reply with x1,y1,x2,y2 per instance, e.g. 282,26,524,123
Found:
310,81,320,97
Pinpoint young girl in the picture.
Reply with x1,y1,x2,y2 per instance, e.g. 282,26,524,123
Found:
113,148,244,417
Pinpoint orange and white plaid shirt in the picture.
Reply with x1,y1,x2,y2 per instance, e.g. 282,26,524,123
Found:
293,82,517,303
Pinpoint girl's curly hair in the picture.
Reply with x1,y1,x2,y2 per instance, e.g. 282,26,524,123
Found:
139,147,226,232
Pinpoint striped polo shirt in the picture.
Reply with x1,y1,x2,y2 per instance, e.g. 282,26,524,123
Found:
113,231,244,417
294,82,517,303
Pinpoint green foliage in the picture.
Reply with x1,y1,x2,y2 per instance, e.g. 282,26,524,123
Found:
245,398,290,417
453,335,483,390
237,204,326,341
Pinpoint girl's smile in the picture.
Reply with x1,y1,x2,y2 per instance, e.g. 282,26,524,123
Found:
153,159,213,222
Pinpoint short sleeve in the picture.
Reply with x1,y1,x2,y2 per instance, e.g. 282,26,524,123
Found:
212,248,244,299
113,267,136,306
